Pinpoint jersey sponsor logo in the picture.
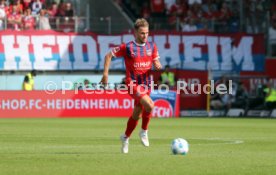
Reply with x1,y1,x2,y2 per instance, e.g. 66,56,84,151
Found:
152,99,173,117
133,61,151,68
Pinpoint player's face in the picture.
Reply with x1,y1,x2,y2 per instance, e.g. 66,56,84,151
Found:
135,26,149,44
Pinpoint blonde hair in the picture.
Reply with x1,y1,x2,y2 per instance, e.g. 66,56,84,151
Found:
134,18,149,30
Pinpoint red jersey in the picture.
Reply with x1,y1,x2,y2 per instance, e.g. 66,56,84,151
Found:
150,0,165,13
111,41,160,85
23,15,35,30
7,13,21,30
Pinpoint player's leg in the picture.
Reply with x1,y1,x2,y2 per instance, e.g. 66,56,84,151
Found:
139,95,154,147
120,104,143,153
125,105,143,137
140,95,154,129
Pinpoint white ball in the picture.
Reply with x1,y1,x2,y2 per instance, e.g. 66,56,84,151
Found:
171,138,189,155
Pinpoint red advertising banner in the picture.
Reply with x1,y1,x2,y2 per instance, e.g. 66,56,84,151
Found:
151,70,208,110
265,59,276,79
240,59,276,92
0,90,133,118
0,90,179,118
177,70,208,110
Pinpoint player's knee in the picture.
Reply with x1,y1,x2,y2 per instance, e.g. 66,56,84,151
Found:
132,111,142,120
132,115,140,120
145,102,154,113
132,106,143,120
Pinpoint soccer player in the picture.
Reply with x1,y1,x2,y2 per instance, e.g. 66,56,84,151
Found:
100,18,162,153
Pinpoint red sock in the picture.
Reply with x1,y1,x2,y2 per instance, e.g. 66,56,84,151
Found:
125,116,138,137
142,110,152,130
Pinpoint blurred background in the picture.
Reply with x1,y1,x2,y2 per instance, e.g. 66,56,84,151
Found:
0,0,276,117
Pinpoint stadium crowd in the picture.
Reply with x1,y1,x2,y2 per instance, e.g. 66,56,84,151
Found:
117,0,276,34
0,0,75,31
269,4,276,56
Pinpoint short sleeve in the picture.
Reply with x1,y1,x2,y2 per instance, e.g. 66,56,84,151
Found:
152,43,160,61
111,43,126,58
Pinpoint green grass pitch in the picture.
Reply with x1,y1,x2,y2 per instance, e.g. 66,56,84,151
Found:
0,118,275,175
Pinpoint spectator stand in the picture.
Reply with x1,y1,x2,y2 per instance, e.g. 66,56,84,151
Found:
0,0,89,32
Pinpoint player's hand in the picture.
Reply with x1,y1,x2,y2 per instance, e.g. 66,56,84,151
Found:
100,75,108,85
153,60,162,70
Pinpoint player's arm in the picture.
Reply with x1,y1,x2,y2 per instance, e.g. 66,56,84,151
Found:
100,52,113,85
153,59,162,70
100,44,125,84
152,43,162,70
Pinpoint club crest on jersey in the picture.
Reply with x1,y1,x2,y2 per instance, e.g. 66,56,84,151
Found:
146,49,152,56
113,47,120,53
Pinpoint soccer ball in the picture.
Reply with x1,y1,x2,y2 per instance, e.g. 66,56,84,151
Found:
171,138,189,155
